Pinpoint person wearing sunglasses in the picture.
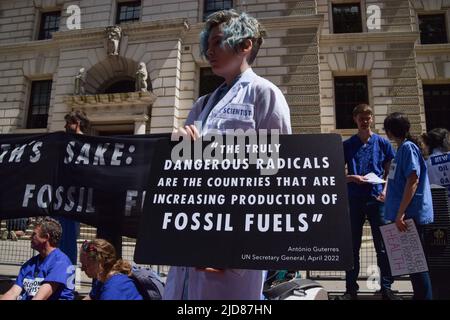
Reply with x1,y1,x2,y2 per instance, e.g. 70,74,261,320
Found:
80,238,142,300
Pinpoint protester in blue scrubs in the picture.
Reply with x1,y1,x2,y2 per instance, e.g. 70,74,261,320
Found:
0,217,75,300
384,112,434,300
337,104,398,300
164,9,291,300
80,239,142,300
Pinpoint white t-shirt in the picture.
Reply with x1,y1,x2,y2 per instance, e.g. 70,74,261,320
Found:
426,149,450,200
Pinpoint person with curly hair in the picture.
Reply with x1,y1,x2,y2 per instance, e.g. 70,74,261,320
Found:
80,238,142,300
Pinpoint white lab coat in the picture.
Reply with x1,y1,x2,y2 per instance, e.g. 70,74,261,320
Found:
426,149,450,200
163,68,292,300
186,67,291,134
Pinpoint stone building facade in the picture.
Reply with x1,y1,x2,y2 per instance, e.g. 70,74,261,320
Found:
0,0,449,137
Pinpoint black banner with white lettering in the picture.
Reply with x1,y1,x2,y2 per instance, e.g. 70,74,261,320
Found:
134,134,353,270
0,132,165,237
1,132,352,269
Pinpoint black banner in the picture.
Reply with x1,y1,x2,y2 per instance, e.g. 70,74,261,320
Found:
0,132,165,237
0,132,352,270
134,134,353,270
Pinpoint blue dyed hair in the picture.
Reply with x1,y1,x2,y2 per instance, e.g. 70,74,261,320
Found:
200,9,266,64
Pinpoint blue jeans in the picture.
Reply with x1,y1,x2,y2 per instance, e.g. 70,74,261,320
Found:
411,224,433,300
346,197,393,294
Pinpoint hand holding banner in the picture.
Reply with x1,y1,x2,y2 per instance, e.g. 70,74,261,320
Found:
134,133,353,270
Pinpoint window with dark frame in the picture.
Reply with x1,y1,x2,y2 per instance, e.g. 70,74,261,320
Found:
27,80,52,129
334,76,369,129
423,84,450,131
199,68,224,97
38,11,60,40
203,0,233,21
418,14,448,44
116,1,141,24
332,3,363,34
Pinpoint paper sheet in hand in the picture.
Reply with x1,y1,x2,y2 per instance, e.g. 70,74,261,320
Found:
380,219,429,276
364,172,385,184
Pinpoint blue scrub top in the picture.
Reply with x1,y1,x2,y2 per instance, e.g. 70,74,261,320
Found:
344,134,395,198
385,140,434,225
15,248,75,300
90,273,143,300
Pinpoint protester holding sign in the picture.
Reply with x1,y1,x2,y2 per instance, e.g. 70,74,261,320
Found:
164,9,291,300
80,239,143,300
338,104,398,300
57,110,90,266
422,128,450,201
0,217,75,300
64,110,90,135
384,112,434,300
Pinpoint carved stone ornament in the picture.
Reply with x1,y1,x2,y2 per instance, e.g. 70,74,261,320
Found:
105,25,122,56
74,67,86,95
135,62,148,92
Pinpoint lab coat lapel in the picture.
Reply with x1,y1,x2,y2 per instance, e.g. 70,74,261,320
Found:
206,68,255,121
198,82,226,123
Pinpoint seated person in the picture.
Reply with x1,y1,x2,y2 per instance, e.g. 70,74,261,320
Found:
0,217,75,300
80,238,142,300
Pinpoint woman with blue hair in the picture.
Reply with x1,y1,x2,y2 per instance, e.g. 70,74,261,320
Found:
164,9,291,300
176,9,291,139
